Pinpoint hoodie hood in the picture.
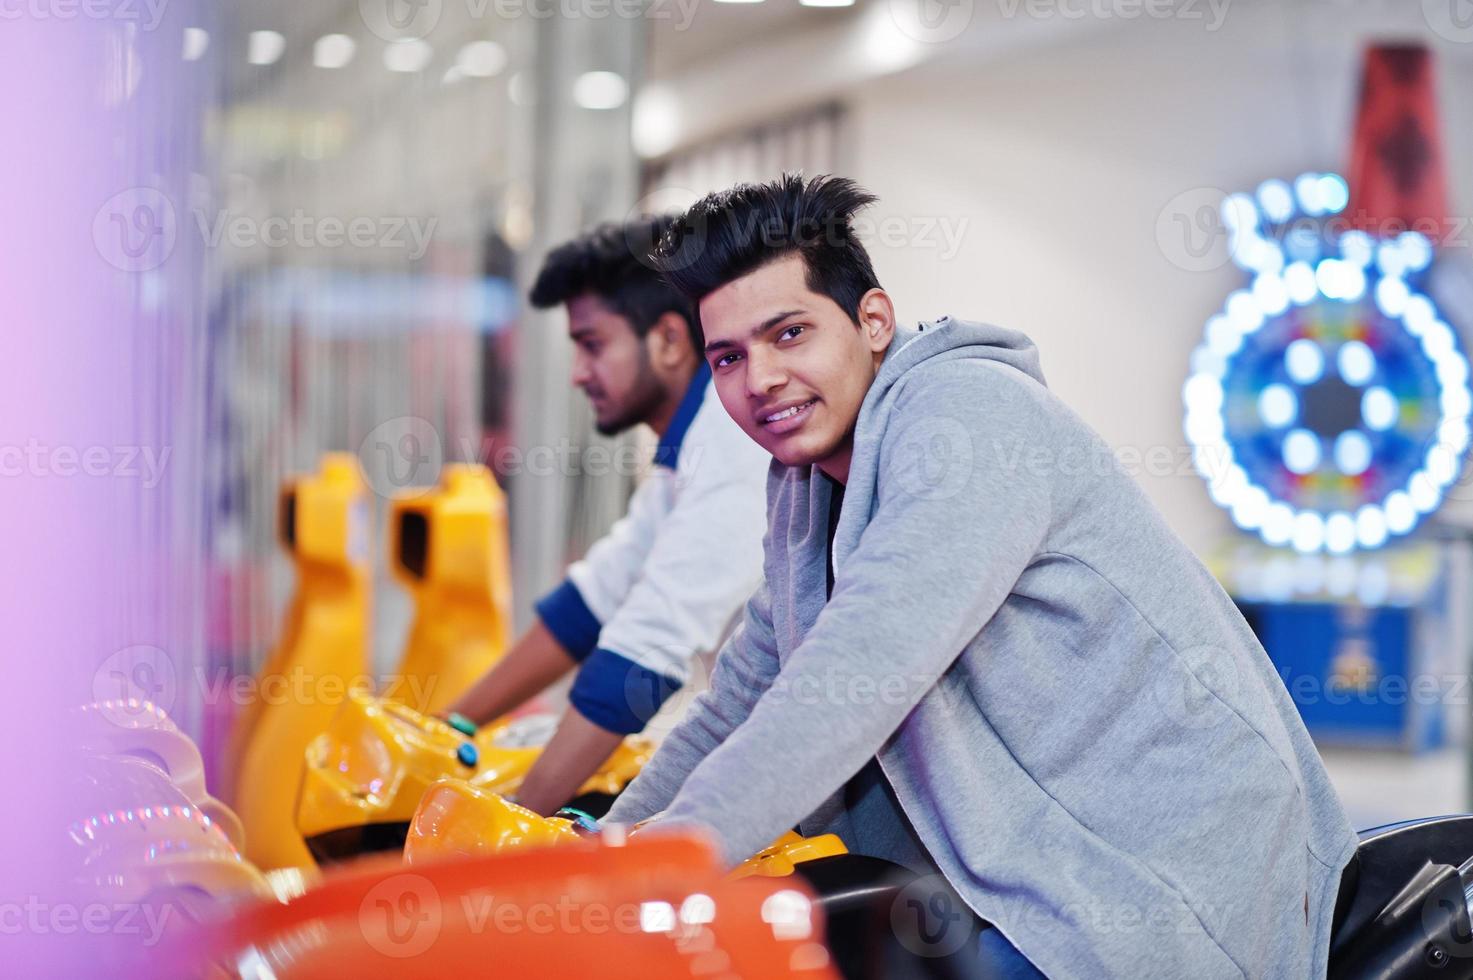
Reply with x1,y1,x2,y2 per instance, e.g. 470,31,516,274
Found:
831,315,1047,562
871,316,1046,406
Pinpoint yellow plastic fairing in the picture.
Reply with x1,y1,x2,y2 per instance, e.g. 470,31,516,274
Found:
297,692,653,843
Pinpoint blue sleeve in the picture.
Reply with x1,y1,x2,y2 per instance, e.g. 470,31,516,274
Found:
569,648,681,735
534,579,602,662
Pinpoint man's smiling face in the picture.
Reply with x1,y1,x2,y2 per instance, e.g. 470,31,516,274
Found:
701,254,889,476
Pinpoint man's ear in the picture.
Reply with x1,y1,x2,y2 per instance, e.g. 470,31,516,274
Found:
647,311,695,368
856,288,896,354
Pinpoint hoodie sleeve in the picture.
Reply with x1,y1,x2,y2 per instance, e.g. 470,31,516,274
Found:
602,579,782,824
651,361,1056,865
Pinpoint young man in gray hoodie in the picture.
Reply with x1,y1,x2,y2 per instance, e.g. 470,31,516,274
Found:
602,174,1359,978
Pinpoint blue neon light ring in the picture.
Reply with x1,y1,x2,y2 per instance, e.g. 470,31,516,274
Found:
1182,173,1471,553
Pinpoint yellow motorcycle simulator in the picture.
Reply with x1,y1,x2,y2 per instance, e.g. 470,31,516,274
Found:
296,690,653,864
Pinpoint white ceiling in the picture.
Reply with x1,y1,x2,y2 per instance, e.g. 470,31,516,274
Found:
646,0,863,78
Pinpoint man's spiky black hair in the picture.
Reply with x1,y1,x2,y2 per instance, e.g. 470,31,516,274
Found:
652,173,881,345
529,216,696,346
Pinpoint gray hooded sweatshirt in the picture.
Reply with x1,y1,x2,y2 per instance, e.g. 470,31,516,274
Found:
605,317,1359,978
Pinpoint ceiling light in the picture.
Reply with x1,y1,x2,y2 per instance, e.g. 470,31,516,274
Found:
248,30,285,66
573,71,627,110
457,40,507,77
182,28,208,61
384,39,433,73
314,34,355,69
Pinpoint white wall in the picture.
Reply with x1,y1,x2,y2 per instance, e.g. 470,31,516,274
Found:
836,3,1473,556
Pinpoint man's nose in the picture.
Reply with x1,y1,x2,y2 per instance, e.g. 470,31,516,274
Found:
570,356,592,387
745,347,787,398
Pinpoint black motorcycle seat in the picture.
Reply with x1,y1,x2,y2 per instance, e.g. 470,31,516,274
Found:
1330,814,1473,957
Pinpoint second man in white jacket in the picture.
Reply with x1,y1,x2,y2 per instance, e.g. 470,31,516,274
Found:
446,217,771,815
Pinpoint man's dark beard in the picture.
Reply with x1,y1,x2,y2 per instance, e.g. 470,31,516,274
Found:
593,351,669,436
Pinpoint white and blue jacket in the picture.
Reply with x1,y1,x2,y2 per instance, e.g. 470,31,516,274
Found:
534,366,769,734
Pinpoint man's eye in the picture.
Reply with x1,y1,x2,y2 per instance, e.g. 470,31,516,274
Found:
778,325,805,341
714,352,742,369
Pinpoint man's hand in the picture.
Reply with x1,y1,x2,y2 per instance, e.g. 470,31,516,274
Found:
511,709,626,816
445,620,578,727
626,810,667,835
